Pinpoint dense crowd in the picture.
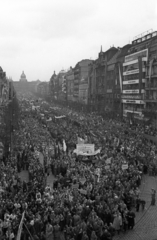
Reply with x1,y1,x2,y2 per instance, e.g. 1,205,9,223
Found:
0,94,157,240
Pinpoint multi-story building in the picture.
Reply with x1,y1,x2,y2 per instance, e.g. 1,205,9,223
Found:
57,70,67,101
115,44,132,118
49,71,57,99
36,82,49,96
144,31,157,127
88,61,96,111
66,67,74,102
106,49,122,116
122,30,157,122
73,59,92,102
79,79,88,104
88,47,118,112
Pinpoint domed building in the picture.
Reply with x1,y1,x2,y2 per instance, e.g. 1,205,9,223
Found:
17,71,28,93
19,71,27,82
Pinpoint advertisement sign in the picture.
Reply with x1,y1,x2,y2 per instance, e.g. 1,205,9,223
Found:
123,80,139,85
123,90,145,94
121,95,141,99
122,99,145,104
123,69,139,75
123,90,139,94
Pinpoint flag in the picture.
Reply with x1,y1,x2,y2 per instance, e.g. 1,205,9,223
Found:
16,211,25,240
118,65,122,93
84,135,88,143
63,139,67,152
117,138,120,147
77,137,85,144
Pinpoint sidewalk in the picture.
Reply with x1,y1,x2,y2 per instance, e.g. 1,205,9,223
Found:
114,175,157,240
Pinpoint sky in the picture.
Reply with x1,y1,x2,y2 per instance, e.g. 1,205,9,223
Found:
0,0,157,82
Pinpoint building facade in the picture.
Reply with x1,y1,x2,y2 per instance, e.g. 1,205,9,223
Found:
144,32,157,127
121,31,157,121
49,71,57,99
88,47,118,112
36,82,49,96
79,80,88,104
106,49,122,116
73,59,92,102
66,67,74,102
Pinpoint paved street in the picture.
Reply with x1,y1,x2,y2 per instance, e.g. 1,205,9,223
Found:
114,175,157,240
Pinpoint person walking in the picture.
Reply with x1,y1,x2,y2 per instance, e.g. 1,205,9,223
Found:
151,189,156,206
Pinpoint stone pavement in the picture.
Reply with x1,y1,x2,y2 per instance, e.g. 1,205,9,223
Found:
114,175,157,240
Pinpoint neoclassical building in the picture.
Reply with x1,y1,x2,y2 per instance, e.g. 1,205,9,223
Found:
19,71,27,82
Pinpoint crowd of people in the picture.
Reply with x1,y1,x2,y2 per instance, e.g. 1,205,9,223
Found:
0,93,157,240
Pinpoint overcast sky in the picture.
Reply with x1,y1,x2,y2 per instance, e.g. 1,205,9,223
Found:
0,0,157,81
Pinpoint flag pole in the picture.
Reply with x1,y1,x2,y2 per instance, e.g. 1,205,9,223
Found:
23,222,34,240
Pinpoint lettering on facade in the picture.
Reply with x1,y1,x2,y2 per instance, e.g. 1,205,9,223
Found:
122,99,145,104
123,80,139,85
123,90,139,94
121,95,141,99
125,49,148,63
123,69,139,75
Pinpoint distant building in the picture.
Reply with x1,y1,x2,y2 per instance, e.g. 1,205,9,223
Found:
66,67,74,102
79,79,88,104
36,82,49,96
19,71,27,82
73,59,93,102
49,71,57,99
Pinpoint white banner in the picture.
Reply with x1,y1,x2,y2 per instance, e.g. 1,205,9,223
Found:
55,115,66,119
74,148,101,156
122,164,128,170
76,144,95,154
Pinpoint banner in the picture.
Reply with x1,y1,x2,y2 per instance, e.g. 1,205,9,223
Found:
16,211,25,240
122,164,128,170
55,115,66,119
105,157,112,164
79,189,87,195
46,117,52,122
73,148,101,156
76,144,95,154
63,139,67,152
105,165,110,170
77,137,85,144
79,177,86,185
